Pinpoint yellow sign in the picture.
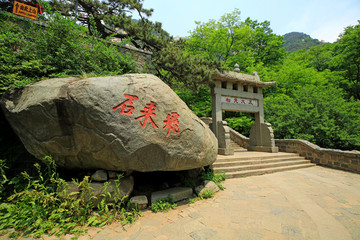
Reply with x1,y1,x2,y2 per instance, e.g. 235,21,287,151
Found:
13,0,38,20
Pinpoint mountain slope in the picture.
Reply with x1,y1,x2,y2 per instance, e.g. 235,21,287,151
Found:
283,32,322,52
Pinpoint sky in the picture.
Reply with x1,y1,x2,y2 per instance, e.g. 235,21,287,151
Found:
141,0,360,43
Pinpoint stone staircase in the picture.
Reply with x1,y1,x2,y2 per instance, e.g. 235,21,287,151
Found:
230,140,247,152
214,141,315,178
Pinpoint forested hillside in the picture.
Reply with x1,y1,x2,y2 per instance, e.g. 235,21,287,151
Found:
178,10,360,151
283,32,322,52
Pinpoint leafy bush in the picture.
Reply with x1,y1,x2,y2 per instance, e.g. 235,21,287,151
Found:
0,156,140,239
0,11,137,94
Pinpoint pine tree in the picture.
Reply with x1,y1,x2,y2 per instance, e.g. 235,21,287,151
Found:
48,0,222,89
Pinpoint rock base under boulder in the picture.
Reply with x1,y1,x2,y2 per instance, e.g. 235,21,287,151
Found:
151,187,193,205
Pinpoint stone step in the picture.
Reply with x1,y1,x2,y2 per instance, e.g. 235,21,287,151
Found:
216,152,301,163
214,156,306,167
230,143,244,147
231,146,245,149
230,140,247,151
232,147,247,151
214,159,311,173
217,163,316,178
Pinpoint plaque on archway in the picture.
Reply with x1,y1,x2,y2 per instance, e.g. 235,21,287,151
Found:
210,64,279,154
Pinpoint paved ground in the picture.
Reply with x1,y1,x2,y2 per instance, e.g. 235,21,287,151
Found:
77,166,360,240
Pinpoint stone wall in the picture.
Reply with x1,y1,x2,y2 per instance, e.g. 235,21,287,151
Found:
275,139,360,173
228,129,360,173
229,128,250,149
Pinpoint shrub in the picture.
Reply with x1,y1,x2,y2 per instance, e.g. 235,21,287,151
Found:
0,156,140,239
0,11,137,94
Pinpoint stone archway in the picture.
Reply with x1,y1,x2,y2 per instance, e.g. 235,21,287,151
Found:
210,65,278,155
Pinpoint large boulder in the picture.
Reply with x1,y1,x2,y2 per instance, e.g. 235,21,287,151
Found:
1,74,217,171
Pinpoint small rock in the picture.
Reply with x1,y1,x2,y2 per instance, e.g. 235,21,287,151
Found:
161,182,170,189
108,171,119,179
91,170,108,182
194,184,204,195
88,176,134,207
129,195,148,210
187,167,203,179
195,180,220,195
125,170,133,177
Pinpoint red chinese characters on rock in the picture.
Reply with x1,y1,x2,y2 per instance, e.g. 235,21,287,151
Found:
112,94,139,115
135,101,159,129
112,94,180,137
163,112,180,137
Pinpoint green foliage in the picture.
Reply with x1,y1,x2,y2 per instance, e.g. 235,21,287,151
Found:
154,40,222,89
283,32,322,52
225,115,254,136
330,21,360,100
0,11,136,94
175,86,212,117
187,9,285,71
0,159,8,199
188,195,198,204
49,0,163,50
48,0,222,90
256,22,360,151
150,196,177,213
190,189,215,203
264,85,360,150
201,168,226,190
198,189,215,199
0,156,141,239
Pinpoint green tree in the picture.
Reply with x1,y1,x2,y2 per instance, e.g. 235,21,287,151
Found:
243,18,286,66
331,21,360,100
264,85,360,150
0,10,136,93
307,44,333,71
261,55,330,97
187,9,285,71
48,0,222,89
50,0,165,50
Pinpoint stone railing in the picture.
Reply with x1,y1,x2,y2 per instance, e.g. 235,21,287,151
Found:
275,139,360,173
229,128,250,149
229,128,360,173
